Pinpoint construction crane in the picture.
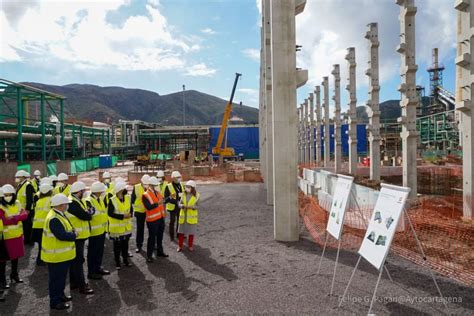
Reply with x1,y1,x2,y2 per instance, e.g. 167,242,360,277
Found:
212,72,242,158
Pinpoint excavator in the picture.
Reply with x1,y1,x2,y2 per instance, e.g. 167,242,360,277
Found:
212,73,242,159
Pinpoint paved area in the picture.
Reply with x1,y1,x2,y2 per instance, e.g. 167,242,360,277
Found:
1,183,473,314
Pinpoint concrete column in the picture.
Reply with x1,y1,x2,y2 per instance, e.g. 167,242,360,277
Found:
304,98,311,164
315,86,322,164
309,93,315,163
322,76,330,167
366,22,381,181
396,0,418,200
455,0,474,219
297,106,301,163
301,100,307,164
332,64,342,173
259,22,266,186
270,0,307,242
263,0,274,205
345,47,358,175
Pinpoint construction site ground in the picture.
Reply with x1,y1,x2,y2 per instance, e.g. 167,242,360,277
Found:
2,181,473,314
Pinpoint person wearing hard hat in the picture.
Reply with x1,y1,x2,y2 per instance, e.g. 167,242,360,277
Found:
66,181,93,295
49,175,58,188
42,193,77,310
131,174,150,253
85,182,110,280
31,170,42,192
0,189,6,302
164,171,185,241
142,176,168,262
31,182,54,266
107,181,133,269
15,170,35,245
0,184,28,287
53,173,70,196
156,170,168,193
177,180,200,252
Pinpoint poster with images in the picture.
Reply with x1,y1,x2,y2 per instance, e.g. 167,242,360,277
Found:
326,175,354,240
358,183,410,270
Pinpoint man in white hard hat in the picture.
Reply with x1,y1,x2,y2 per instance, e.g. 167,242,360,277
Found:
15,170,35,245
66,181,93,295
85,182,110,279
42,193,76,310
32,170,42,192
156,170,168,193
164,171,185,241
130,174,150,253
53,173,70,196
32,183,54,266
102,172,112,189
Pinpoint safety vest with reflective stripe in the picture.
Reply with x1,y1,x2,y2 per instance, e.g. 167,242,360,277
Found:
133,184,146,213
41,210,76,263
166,183,185,211
53,184,70,196
159,181,168,195
2,201,23,239
86,195,108,237
179,192,200,225
66,196,90,240
108,195,132,237
0,212,3,240
31,179,39,193
16,180,31,210
143,189,166,222
33,196,51,229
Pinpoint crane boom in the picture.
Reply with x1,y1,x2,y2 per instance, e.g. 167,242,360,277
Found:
212,73,242,156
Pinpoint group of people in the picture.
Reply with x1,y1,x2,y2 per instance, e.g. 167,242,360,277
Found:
0,169,200,310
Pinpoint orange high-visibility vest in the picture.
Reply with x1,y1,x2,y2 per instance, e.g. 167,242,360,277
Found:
142,189,166,222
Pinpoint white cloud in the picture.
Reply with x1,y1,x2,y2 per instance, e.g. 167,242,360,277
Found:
239,88,258,97
185,63,216,77
242,48,260,62
201,27,216,35
0,0,213,76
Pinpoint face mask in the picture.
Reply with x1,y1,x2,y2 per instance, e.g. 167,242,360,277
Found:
100,192,106,199
104,179,111,184
158,178,163,184
143,184,149,189
15,178,21,184
57,182,65,188
154,186,160,192
4,196,13,203
64,205,69,212
185,188,192,194
176,177,182,183
35,176,41,180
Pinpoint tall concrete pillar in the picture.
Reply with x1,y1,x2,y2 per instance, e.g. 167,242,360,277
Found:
305,98,311,163
396,0,418,200
455,0,474,219
366,22,381,181
332,64,342,173
263,0,274,205
315,86,322,164
322,76,330,167
259,22,266,185
297,106,302,163
270,0,307,241
309,93,315,163
345,47,358,175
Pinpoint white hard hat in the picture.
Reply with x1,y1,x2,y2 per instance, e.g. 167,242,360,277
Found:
113,177,125,185
0,188,3,197
185,180,196,188
171,171,181,178
40,177,53,186
113,181,127,194
141,174,150,185
102,171,111,179
49,175,58,182
90,181,106,193
39,183,53,194
70,181,86,193
157,170,165,178
57,173,68,181
51,193,71,207
148,176,159,186
34,170,41,176
15,170,27,178
2,184,16,194
24,171,31,177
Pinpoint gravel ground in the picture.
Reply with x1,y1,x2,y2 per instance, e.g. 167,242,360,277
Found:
1,183,473,315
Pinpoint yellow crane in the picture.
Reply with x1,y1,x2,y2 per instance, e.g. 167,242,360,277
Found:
212,73,242,158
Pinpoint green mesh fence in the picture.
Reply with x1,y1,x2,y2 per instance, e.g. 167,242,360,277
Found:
92,157,99,169
112,156,118,166
47,163,57,176
17,164,31,173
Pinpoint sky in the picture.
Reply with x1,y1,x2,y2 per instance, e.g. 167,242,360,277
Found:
1,0,458,114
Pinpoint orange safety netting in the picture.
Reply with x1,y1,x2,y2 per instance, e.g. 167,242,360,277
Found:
299,192,474,286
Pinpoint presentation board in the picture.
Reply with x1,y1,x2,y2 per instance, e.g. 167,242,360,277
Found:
358,183,410,270
326,175,354,240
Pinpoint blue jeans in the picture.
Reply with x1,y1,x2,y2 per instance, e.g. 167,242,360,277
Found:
146,218,165,257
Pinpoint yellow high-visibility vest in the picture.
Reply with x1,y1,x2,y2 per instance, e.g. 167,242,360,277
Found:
87,195,107,237
108,195,131,237
33,195,51,229
66,195,90,240
2,201,24,239
41,209,76,263
31,179,39,193
178,192,200,225
16,180,31,210
53,184,70,196
166,183,185,211
133,184,146,213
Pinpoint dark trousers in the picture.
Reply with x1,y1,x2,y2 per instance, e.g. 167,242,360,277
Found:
146,219,165,257
70,239,86,288
23,215,33,245
33,229,43,264
0,259,19,284
113,237,130,265
168,210,180,240
48,261,70,307
87,233,105,276
135,212,146,248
